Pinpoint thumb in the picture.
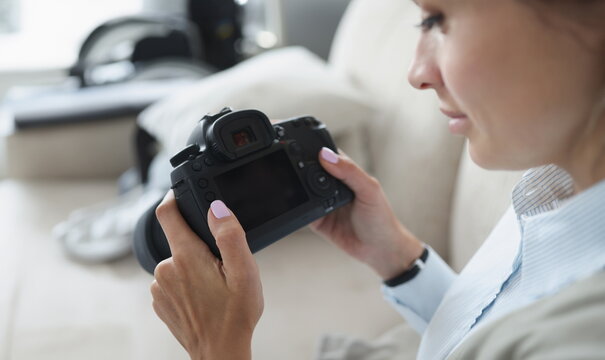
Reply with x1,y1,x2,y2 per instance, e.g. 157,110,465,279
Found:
207,200,255,278
318,147,381,204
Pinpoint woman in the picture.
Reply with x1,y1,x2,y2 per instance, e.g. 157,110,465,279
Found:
150,0,605,359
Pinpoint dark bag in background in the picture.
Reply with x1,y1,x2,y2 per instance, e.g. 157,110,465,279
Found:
189,0,243,70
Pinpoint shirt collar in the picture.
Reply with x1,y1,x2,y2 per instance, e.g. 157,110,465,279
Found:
510,165,605,298
511,164,575,218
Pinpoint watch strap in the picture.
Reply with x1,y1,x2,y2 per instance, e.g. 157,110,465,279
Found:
383,246,429,287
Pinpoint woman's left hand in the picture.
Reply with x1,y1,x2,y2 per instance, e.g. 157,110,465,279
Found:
151,191,264,360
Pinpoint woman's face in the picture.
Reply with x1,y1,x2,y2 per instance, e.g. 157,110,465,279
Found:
408,0,604,170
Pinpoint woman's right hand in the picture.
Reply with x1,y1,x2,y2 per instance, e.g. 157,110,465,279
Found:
310,148,425,280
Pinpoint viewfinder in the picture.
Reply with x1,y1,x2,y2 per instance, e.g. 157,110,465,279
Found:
232,127,256,148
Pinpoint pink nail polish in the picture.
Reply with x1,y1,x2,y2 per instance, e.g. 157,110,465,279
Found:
321,147,339,164
210,200,231,219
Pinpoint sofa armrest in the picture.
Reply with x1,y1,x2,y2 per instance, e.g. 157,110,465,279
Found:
0,111,137,180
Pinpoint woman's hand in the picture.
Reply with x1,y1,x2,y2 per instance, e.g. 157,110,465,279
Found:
311,148,425,280
151,192,263,360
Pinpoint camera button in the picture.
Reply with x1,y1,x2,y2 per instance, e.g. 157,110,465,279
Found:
170,144,200,168
205,192,216,202
204,157,214,166
303,117,320,127
275,125,286,138
192,162,202,171
324,197,336,209
306,166,335,196
198,178,209,189
313,172,331,190
289,142,303,155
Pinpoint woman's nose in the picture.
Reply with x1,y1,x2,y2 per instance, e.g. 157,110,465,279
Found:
408,39,442,90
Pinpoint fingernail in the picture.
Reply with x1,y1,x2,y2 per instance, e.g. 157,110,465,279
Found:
321,147,339,164
210,200,231,219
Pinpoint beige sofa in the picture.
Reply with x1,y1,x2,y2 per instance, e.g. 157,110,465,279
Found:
0,0,523,359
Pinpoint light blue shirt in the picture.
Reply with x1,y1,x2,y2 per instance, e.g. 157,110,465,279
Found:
382,165,605,359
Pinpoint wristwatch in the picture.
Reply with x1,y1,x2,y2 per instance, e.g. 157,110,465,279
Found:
383,246,429,287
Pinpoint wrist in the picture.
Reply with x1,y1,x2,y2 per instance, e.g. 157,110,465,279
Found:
370,224,425,281
383,246,429,287
195,333,253,360
198,345,251,360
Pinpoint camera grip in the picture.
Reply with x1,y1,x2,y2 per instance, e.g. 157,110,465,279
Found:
174,189,221,258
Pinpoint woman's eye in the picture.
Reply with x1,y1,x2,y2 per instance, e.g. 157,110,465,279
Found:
417,13,444,32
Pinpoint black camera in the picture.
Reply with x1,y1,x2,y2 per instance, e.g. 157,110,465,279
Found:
134,108,354,273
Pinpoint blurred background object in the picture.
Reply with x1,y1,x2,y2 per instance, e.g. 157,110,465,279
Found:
143,0,187,16
0,0,20,34
280,0,351,60
239,0,351,59
0,0,143,73
0,0,352,179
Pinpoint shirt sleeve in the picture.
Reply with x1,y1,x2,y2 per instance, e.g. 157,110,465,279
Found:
381,246,457,334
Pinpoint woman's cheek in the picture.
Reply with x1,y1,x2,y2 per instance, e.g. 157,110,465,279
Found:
442,53,487,133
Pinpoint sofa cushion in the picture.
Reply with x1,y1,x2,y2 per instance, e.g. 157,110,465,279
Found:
330,0,467,259
367,102,465,261
329,0,421,105
316,323,420,360
449,144,523,271
137,46,376,167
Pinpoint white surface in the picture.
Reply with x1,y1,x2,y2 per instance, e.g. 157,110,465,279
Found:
0,179,403,360
0,180,185,360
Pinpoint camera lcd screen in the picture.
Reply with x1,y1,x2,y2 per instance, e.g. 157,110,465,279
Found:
215,150,309,231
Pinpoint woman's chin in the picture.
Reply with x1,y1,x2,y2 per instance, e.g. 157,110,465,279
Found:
468,143,510,170
467,144,534,171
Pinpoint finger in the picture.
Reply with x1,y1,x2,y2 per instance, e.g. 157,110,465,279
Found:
318,147,381,204
155,191,213,261
206,200,256,280
151,279,173,319
150,280,183,340
153,258,176,287
150,279,168,304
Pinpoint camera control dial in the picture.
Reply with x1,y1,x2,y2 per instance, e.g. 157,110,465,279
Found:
170,144,200,168
306,165,336,197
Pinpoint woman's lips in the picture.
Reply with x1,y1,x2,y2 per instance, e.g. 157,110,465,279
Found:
440,109,470,134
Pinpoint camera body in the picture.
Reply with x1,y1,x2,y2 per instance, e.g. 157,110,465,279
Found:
136,108,353,270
